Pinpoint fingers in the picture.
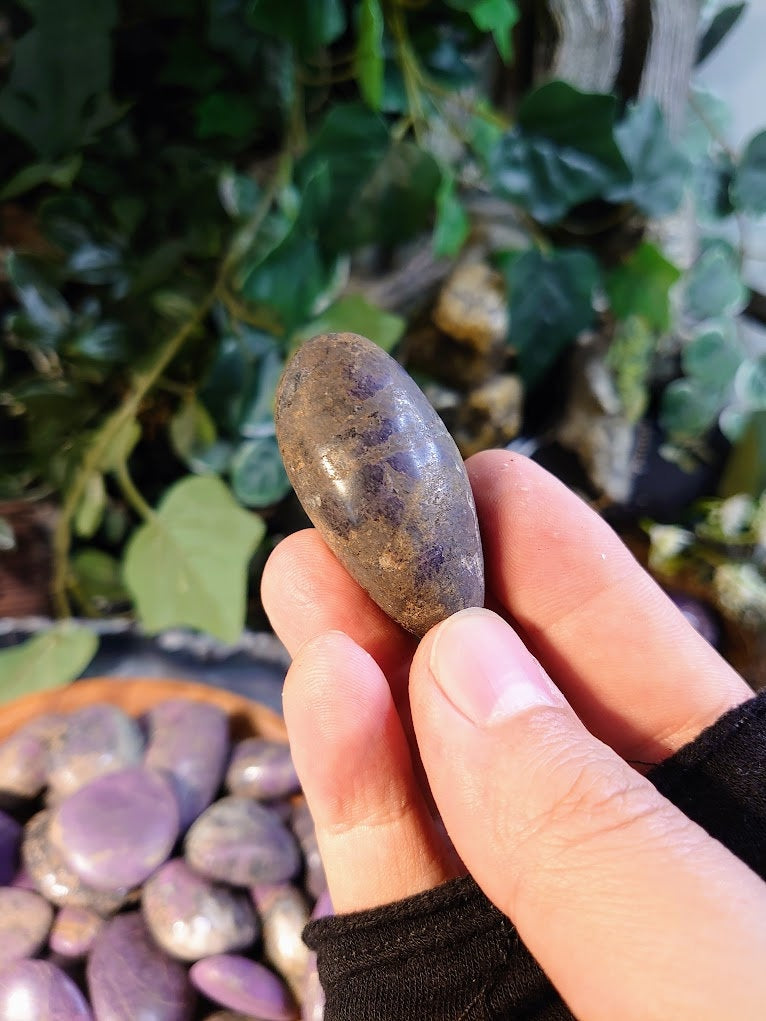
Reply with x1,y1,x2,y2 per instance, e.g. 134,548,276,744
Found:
410,608,766,1021
283,630,458,912
467,451,751,761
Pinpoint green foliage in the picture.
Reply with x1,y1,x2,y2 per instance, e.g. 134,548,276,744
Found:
608,101,690,216
447,0,520,62
433,172,470,258
0,624,98,704
606,316,656,424
684,242,748,321
355,0,385,111
732,131,766,215
606,242,681,333
697,3,747,64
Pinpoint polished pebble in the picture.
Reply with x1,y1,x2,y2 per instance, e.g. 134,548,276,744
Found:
225,738,300,801
0,887,54,960
185,796,300,886
0,713,61,802
87,912,196,1021
190,955,298,1021
49,766,179,891
302,890,332,1021
0,809,21,885
142,858,258,961
251,883,310,1000
290,799,326,900
47,704,144,800
0,959,93,1020
49,905,105,959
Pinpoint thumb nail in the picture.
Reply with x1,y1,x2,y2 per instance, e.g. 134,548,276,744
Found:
429,608,563,728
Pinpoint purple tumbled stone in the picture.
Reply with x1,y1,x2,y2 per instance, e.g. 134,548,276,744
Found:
49,766,179,891
0,809,21,885
87,912,196,1021
225,739,300,801
143,699,229,830
289,799,326,900
185,796,300,887
49,905,105,959
47,704,144,800
302,890,332,1021
0,959,93,1020
142,858,258,961
0,713,61,803
0,888,54,961
190,955,298,1021
251,883,310,1000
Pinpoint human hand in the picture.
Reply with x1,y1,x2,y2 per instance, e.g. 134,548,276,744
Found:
262,451,765,1020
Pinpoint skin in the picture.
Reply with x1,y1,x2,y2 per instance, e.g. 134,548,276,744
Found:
262,451,766,1021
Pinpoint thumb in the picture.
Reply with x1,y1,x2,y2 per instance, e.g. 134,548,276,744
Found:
410,607,766,1021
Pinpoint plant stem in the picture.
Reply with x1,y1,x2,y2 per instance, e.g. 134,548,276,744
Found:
115,459,155,521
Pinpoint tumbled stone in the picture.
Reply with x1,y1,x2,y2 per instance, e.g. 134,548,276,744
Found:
0,713,61,803
0,959,93,1020
302,890,332,1021
251,883,310,1001
143,699,229,829
203,1013,253,1021
190,955,297,1021
0,888,54,961
49,905,105,959
142,858,258,961
290,799,326,900
275,332,485,637
185,796,300,887
87,912,196,1021
225,738,299,801
22,810,131,914
49,766,179,891
0,809,21,885
47,704,144,800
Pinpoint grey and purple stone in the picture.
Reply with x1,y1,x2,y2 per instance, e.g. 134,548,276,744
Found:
275,332,485,637
22,810,131,914
49,905,105,959
0,713,61,803
225,738,300,801
0,888,54,961
302,890,332,1021
47,704,144,800
10,864,36,890
87,912,196,1021
0,809,21,885
143,699,229,830
142,858,258,961
48,766,179,891
290,800,326,900
185,796,300,887
0,960,93,1020
190,955,298,1021
251,883,310,1001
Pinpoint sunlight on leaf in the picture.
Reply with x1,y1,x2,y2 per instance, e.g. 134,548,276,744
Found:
0,624,97,706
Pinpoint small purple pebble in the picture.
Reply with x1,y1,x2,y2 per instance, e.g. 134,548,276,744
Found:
49,905,105,959
0,959,93,1020
0,809,22,885
225,739,300,801
190,955,298,1021
0,888,54,961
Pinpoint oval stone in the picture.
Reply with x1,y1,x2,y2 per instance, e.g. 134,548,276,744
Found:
185,796,300,887
0,809,21,885
190,955,297,1021
289,799,326,900
302,890,332,1021
49,766,179,891
143,699,229,830
225,738,299,801
0,960,93,1020
274,332,485,637
87,912,196,1021
0,888,54,961
0,713,62,803
251,883,310,1000
47,704,144,800
142,858,258,961
49,905,105,959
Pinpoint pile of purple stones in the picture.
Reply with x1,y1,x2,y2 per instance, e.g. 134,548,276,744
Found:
0,697,332,1020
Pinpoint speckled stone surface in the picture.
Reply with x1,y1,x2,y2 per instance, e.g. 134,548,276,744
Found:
47,704,144,800
0,887,54,961
275,332,484,637
190,955,298,1020
225,738,299,801
49,905,105,959
0,959,93,1019
0,713,61,802
251,883,310,999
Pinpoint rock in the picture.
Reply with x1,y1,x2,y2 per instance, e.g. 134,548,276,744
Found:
10,864,35,890
47,705,144,801
302,890,332,1021
290,800,326,901
190,955,298,1021
449,374,524,459
275,332,484,637
48,905,105,959
87,912,196,1021
142,858,258,961
0,713,61,803
0,809,21,885
431,261,509,383
225,739,299,801
0,888,54,960
0,959,93,1020
185,796,300,887
202,1014,253,1021
143,699,229,830
251,883,310,1001
49,766,179,891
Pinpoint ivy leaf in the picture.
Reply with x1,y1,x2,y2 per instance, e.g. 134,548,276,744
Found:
607,101,689,216
72,549,128,609
605,242,681,332
697,3,747,64
447,0,520,62
65,321,129,363
5,253,71,340
734,356,766,411
75,472,106,539
0,624,98,705
170,398,218,467
501,248,600,385
660,377,725,440
123,476,265,644
490,81,629,223
231,437,292,508
0,154,82,200
682,321,743,388
218,169,261,220
290,294,406,355
247,0,346,58
433,172,470,257
731,130,766,215
684,242,748,321
355,0,385,111
606,316,656,423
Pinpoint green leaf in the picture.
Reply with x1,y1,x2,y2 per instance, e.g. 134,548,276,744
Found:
697,3,747,64
65,321,129,363
502,248,600,385
607,101,689,216
734,356,766,411
170,397,218,467
719,411,766,498
682,86,732,161
218,169,261,220
5,253,71,339
490,81,629,223
99,420,141,473
448,0,519,62
660,378,724,439
606,316,656,423
605,242,681,332
433,173,470,257
684,242,748,321
72,549,128,609
195,91,261,140
732,130,766,215
290,294,406,355
231,437,292,508
123,476,265,643
355,0,385,111
0,154,82,200
682,321,743,387
75,472,106,539
247,0,346,58
0,624,98,705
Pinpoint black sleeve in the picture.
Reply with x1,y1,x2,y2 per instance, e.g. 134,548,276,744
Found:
304,690,766,1021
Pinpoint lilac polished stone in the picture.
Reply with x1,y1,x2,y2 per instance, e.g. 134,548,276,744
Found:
87,912,196,1021
0,960,93,1020
289,800,326,900
302,890,332,1021
190,955,298,1021
0,713,61,802
143,699,229,830
49,905,105,959
0,888,54,961
225,739,300,801
142,858,258,961
185,796,300,887
251,883,310,1000
49,766,179,891
0,809,21,885
47,704,144,800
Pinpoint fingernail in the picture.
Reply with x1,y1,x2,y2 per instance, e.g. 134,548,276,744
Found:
429,608,562,727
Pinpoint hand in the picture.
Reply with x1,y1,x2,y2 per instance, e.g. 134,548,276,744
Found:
262,451,765,1020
